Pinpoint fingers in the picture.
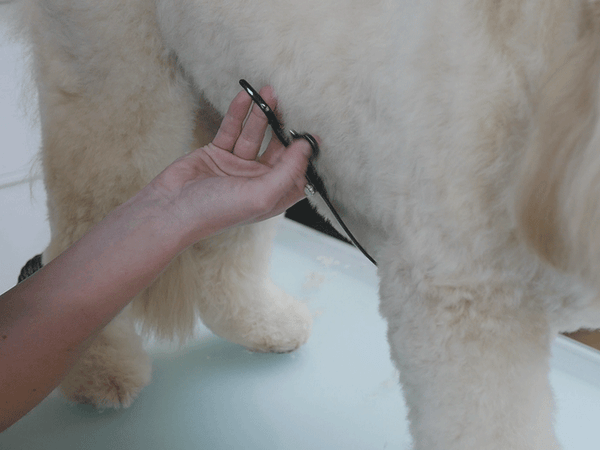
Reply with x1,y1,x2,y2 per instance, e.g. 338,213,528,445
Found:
212,90,253,151
254,138,313,219
274,138,313,185
259,134,287,167
261,133,321,168
233,86,277,160
211,86,278,161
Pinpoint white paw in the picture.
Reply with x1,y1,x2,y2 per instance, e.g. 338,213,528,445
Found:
60,322,151,408
207,282,313,354
241,295,313,353
61,367,150,409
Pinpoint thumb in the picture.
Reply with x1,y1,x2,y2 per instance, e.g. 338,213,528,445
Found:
267,138,313,194
250,138,314,219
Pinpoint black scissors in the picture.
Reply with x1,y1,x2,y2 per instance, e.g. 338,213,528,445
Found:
239,79,377,266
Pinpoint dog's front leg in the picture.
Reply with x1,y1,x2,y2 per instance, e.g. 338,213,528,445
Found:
132,217,312,353
26,0,311,409
379,261,559,450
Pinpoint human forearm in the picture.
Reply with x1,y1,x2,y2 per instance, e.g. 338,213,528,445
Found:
0,190,181,431
0,85,312,431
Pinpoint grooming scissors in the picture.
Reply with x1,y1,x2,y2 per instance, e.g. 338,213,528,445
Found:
239,79,377,266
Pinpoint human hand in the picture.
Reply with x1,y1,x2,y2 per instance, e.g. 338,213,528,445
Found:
146,86,313,248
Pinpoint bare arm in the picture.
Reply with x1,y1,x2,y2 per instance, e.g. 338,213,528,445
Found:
0,87,312,431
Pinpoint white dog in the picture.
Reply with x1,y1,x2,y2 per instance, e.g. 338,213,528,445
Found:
18,0,600,448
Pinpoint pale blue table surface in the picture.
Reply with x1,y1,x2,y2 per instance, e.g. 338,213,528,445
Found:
2,213,600,450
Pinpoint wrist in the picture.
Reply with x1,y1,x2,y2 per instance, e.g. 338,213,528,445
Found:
108,186,187,264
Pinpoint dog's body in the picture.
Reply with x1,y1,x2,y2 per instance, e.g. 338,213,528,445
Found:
18,0,600,447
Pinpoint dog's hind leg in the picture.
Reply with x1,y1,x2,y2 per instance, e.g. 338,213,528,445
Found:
379,257,559,449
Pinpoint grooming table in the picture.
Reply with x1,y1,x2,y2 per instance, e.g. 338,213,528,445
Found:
2,5,600,447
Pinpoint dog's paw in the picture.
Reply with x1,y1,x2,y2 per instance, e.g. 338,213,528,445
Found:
60,355,151,408
60,320,152,408
208,282,313,354
241,293,313,354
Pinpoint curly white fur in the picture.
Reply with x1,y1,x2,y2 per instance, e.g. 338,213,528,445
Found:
17,0,600,448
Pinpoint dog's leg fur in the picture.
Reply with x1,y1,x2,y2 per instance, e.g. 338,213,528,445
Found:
58,307,151,408
132,219,312,353
379,245,559,450
23,0,310,407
